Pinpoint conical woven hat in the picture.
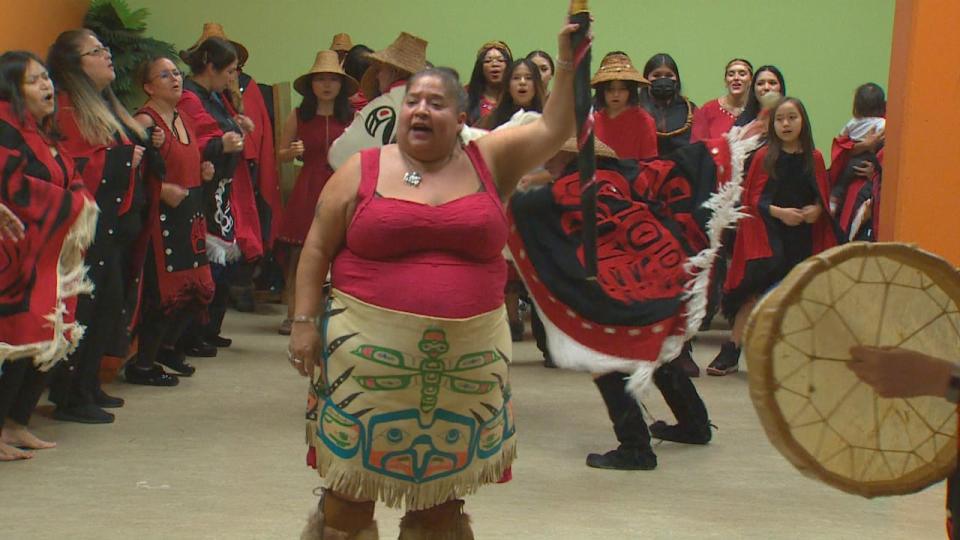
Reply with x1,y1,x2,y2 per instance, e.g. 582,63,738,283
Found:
294,50,359,97
330,33,353,52
559,137,618,159
188,22,249,67
590,52,647,87
360,32,428,97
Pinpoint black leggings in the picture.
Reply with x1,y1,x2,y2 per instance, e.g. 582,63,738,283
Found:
0,359,48,428
135,250,195,368
181,262,235,345
49,246,131,408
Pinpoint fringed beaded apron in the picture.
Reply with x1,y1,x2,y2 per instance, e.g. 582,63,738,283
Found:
307,289,516,510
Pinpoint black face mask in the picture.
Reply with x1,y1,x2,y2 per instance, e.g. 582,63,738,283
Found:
650,77,678,100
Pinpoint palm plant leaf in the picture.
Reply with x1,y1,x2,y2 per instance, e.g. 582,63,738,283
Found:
83,0,176,105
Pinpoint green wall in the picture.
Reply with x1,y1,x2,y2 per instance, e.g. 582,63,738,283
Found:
127,0,895,157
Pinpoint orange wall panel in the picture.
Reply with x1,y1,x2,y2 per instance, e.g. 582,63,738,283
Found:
881,0,960,264
0,0,88,57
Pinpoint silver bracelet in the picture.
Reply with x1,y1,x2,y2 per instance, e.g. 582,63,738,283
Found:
292,315,318,324
555,58,574,71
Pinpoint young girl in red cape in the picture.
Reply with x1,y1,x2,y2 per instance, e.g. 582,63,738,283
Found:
721,97,840,367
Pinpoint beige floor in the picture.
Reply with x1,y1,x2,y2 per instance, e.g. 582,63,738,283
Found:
1,304,946,539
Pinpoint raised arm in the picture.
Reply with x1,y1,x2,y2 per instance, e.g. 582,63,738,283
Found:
477,20,579,194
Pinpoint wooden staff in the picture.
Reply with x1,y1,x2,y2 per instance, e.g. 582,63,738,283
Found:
569,0,597,278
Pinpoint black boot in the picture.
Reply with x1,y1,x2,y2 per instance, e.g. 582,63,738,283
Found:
586,372,657,470
670,340,699,378
707,341,741,376
230,285,256,313
650,362,712,444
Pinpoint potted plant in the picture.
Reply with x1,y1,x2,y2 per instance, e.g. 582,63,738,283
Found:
84,0,177,107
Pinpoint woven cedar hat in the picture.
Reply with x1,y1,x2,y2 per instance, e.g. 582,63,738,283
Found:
294,50,359,97
559,137,618,159
590,52,648,87
330,33,353,52
187,23,249,68
359,32,428,98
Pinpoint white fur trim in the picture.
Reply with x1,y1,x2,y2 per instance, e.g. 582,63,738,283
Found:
515,127,762,402
848,202,868,241
205,234,242,265
460,109,541,145
1,197,98,370
679,127,761,341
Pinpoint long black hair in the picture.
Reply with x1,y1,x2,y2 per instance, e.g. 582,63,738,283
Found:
593,81,640,111
466,43,512,125
764,96,815,176
296,74,354,124
642,53,682,94
342,44,373,83
47,28,145,145
481,58,545,130
0,51,59,137
180,37,238,75
735,65,785,127
525,50,554,80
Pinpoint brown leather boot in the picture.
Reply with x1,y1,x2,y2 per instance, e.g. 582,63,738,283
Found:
398,499,474,540
301,490,378,540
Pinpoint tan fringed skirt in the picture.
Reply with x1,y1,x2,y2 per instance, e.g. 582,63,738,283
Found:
306,289,516,510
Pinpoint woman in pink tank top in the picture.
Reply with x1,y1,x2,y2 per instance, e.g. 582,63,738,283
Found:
287,17,581,539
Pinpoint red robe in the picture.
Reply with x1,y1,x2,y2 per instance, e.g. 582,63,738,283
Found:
222,94,264,261
507,137,734,364
55,92,148,342
349,91,368,113
690,99,738,143
724,147,837,312
593,107,658,161
0,101,96,368
136,106,215,315
179,82,243,264
240,75,281,249
829,134,883,240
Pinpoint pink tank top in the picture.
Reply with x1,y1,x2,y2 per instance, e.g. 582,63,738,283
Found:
331,142,508,318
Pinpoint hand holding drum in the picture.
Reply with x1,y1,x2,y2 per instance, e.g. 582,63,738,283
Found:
744,242,960,497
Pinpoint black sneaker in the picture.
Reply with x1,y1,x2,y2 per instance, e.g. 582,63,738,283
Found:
94,388,125,408
124,365,179,387
510,320,525,342
649,420,712,445
156,349,196,377
543,352,557,369
671,345,700,378
53,403,115,424
230,285,256,312
707,342,741,376
586,446,657,470
205,335,232,348
182,340,217,357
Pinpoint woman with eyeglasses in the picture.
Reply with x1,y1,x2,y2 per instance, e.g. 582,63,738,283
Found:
465,40,513,125
0,50,96,459
124,56,216,381
46,29,163,423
